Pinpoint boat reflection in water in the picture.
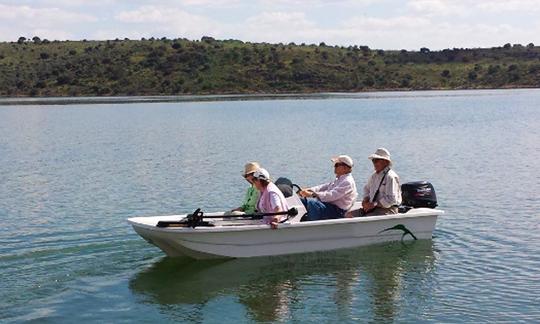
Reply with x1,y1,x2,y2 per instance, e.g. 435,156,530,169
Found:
129,241,438,322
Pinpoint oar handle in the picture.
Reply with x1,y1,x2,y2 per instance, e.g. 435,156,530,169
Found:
203,208,298,219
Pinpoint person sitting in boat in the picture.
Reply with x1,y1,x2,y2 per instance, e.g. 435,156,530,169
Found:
360,148,402,216
252,168,289,229
228,162,261,215
298,155,358,221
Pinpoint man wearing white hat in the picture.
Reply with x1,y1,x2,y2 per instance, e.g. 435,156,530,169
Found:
299,155,358,221
362,148,402,216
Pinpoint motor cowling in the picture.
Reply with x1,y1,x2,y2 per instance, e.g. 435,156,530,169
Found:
401,181,437,208
275,177,294,198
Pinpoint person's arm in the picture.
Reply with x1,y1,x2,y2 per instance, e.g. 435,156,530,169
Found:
315,178,352,203
268,191,285,229
362,175,374,211
268,191,284,212
239,186,258,213
299,181,330,198
378,174,401,208
310,181,330,193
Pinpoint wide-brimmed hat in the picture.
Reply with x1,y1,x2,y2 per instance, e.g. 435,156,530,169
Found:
368,148,392,163
331,155,354,168
252,168,271,181
242,162,260,176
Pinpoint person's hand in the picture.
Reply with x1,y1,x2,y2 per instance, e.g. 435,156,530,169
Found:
270,216,279,229
361,200,367,210
363,201,376,212
298,189,313,198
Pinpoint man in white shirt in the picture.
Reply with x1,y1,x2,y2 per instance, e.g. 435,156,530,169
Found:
299,155,358,221
362,148,402,216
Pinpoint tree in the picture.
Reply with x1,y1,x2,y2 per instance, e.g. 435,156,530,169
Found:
363,76,375,87
32,36,41,44
201,36,215,43
420,47,430,54
320,51,329,60
17,37,26,44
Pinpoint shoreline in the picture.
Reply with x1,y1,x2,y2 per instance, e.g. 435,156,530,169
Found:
1,87,539,106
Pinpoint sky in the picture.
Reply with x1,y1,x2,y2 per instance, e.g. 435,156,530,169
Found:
1,0,539,50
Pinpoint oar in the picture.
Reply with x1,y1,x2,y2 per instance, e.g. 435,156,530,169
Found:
156,208,298,228
203,208,298,219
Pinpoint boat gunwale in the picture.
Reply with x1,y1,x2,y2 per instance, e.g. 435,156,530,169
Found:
128,208,444,233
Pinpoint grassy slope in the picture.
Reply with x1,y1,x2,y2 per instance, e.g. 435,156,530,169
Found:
1,38,539,97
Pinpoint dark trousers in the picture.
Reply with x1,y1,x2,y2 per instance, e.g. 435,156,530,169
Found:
300,198,345,221
364,206,399,216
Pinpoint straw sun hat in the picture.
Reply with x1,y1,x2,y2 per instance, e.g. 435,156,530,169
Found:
242,162,260,176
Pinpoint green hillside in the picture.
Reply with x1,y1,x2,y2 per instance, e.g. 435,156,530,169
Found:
1,37,539,97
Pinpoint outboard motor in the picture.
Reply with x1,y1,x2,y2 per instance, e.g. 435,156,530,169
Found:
401,181,438,209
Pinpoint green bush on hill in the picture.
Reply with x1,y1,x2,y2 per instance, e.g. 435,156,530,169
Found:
1,37,539,97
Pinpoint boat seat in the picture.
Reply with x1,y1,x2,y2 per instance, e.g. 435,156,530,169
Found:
348,201,363,212
285,194,307,223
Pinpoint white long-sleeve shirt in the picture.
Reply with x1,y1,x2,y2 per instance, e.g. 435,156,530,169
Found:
363,167,402,208
310,173,358,210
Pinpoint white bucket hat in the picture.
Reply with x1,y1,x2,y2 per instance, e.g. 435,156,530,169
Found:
368,148,392,163
331,155,354,168
252,168,271,181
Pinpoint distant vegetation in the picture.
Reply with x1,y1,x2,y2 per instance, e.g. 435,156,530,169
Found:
1,36,540,97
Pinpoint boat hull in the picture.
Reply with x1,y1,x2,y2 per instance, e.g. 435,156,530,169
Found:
129,208,443,259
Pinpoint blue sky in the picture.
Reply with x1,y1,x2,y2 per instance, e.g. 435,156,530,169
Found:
1,0,539,50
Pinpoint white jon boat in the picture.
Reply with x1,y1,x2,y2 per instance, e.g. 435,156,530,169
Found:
128,181,443,259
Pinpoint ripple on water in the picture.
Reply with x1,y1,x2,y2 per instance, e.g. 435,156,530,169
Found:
1,91,540,322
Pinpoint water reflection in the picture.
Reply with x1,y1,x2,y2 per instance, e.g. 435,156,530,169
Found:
130,241,437,322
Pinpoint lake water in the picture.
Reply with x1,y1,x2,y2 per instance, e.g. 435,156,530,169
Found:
1,89,539,322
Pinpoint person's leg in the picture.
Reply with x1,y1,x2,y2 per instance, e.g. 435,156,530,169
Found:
300,198,327,221
320,202,345,219
365,206,399,216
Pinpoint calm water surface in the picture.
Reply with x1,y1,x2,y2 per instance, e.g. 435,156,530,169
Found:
1,89,539,322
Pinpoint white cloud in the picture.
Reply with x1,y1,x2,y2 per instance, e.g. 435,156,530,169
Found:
1,1,538,49
91,29,149,41
245,11,316,29
343,16,431,29
0,4,97,40
0,4,97,23
407,0,469,16
476,0,540,12
259,0,375,6
114,6,221,38
408,0,540,15
237,11,323,44
178,0,241,6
